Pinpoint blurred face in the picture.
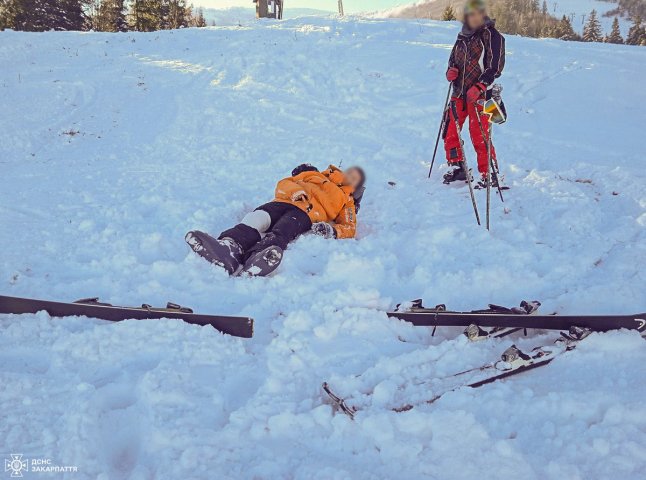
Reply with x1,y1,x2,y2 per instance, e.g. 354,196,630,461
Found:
466,10,486,29
344,167,364,190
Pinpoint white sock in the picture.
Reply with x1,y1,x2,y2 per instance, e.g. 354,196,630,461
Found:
241,210,271,234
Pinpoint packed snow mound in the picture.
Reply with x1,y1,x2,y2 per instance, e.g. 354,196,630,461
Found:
1,16,646,480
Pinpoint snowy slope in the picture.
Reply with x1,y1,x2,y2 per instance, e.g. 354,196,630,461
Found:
202,6,255,25
202,6,333,26
1,17,646,479
377,0,445,18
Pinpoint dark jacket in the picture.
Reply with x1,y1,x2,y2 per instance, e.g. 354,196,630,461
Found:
449,18,505,98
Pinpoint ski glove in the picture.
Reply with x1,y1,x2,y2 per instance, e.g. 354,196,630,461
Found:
467,83,486,104
312,222,336,239
446,67,459,82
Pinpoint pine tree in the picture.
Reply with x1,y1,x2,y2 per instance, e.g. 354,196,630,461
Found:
555,15,578,41
8,0,87,31
626,16,645,46
165,0,189,29
519,14,529,36
130,0,160,31
10,0,56,31
159,0,170,28
113,0,128,31
541,0,548,16
190,6,205,27
606,17,624,44
95,0,126,31
0,0,17,29
5,0,38,31
56,0,87,30
441,5,456,21
582,9,603,42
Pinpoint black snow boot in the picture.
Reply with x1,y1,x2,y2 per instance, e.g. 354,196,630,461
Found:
240,245,284,277
185,231,244,275
443,162,468,184
476,173,508,190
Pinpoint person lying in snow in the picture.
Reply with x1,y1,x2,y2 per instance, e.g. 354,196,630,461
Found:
442,0,505,188
186,164,366,277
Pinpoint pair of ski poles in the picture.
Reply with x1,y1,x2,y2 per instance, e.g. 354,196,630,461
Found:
427,84,503,230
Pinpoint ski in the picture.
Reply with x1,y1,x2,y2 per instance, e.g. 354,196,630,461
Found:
0,295,254,338
323,327,591,419
474,179,510,192
388,300,646,334
394,327,591,412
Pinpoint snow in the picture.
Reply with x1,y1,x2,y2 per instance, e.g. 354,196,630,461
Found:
202,6,334,26
377,0,443,19
1,15,646,479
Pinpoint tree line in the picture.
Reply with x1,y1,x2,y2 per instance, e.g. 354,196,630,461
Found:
603,0,646,22
0,0,208,32
441,0,645,46
584,10,646,45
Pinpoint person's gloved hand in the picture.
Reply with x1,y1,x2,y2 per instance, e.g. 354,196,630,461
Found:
467,83,486,103
312,222,336,239
446,67,459,82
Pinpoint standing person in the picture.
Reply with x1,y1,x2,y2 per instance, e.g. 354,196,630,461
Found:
186,164,366,277
442,0,505,187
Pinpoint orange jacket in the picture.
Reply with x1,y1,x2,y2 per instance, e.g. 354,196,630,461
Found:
274,165,357,239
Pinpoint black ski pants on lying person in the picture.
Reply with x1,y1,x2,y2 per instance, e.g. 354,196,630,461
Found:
219,202,312,260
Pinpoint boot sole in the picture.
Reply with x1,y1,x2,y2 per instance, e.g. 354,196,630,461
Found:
185,231,240,275
239,246,284,277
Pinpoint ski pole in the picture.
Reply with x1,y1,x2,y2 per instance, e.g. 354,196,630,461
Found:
486,132,491,231
474,109,492,230
428,84,453,179
475,111,504,204
488,122,504,203
489,138,504,203
450,101,481,226
489,144,504,203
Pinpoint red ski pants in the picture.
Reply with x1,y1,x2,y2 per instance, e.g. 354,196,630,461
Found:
443,97,496,176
